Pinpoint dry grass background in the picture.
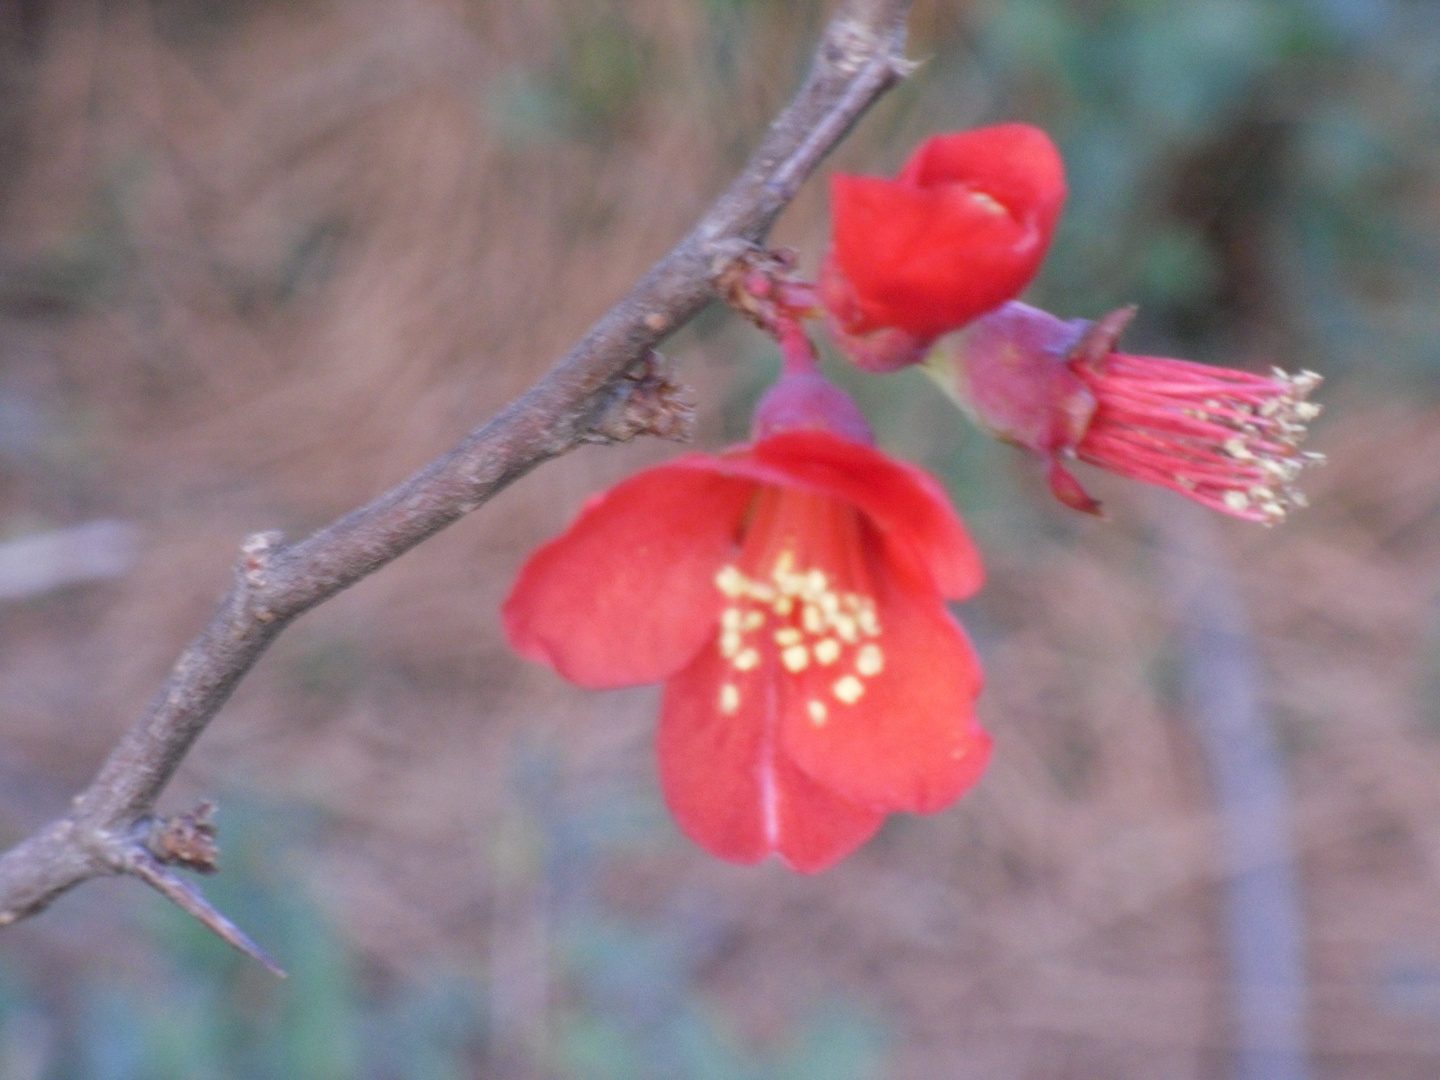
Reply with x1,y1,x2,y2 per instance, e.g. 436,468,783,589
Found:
1,2,1440,1078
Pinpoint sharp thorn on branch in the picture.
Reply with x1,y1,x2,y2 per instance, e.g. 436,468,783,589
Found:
127,849,286,978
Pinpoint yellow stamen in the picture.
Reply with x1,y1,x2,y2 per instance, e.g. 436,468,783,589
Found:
833,675,865,704
856,644,884,677
781,645,810,673
719,684,740,714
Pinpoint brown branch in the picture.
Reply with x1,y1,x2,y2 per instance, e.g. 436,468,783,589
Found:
0,0,916,966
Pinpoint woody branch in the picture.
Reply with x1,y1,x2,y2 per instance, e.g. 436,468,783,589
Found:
0,0,917,972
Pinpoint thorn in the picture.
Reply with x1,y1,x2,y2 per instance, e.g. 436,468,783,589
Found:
126,849,286,978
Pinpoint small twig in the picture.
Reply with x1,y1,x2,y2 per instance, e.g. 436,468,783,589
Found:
0,0,918,967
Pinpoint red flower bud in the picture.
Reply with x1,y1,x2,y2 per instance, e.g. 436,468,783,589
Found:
821,124,1066,369
926,302,1324,523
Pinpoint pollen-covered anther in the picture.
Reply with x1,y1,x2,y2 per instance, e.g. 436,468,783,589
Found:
807,699,828,726
715,565,746,598
1071,352,1324,525
781,645,810,673
733,648,760,671
1223,437,1255,462
814,638,842,665
802,605,825,634
720,630,742,659
856,644,884,677
719,684,741,715
833,675,865,705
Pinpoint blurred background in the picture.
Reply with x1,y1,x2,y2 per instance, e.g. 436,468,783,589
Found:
0,0,1438,1077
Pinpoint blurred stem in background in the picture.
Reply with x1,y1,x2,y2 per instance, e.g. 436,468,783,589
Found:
1158,500,1311,1080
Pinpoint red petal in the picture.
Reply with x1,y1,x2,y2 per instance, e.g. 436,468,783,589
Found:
830,173,1046,340
899,125,1066,241
658,641,886,872
502,463,756,688
742,432,982,601
779,530,990,813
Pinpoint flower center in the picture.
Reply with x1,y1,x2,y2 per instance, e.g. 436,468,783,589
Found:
709,488,886,724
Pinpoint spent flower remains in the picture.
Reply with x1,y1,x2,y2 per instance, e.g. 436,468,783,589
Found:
503,124,1323,871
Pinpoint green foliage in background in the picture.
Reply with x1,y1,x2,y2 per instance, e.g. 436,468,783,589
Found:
951,0,1440,383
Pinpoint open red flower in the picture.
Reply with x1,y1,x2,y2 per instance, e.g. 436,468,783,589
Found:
820,124,1066,370
926,301,1323,522
503,407,989,872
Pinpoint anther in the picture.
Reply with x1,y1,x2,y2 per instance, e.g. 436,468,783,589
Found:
715,566,745,598
802,605,825,634
719,684,740,715
856,644,884,677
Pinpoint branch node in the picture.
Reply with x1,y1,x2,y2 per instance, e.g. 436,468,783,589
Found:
825,13,877,75
583,350,695,445
707,237,760,283
716,245,807,332
147,800,219,874
236,531,285,619
126,848,285,977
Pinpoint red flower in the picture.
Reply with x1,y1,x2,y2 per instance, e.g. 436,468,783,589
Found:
926,302,1323,522
503,417,989,872
820,124,1066,370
